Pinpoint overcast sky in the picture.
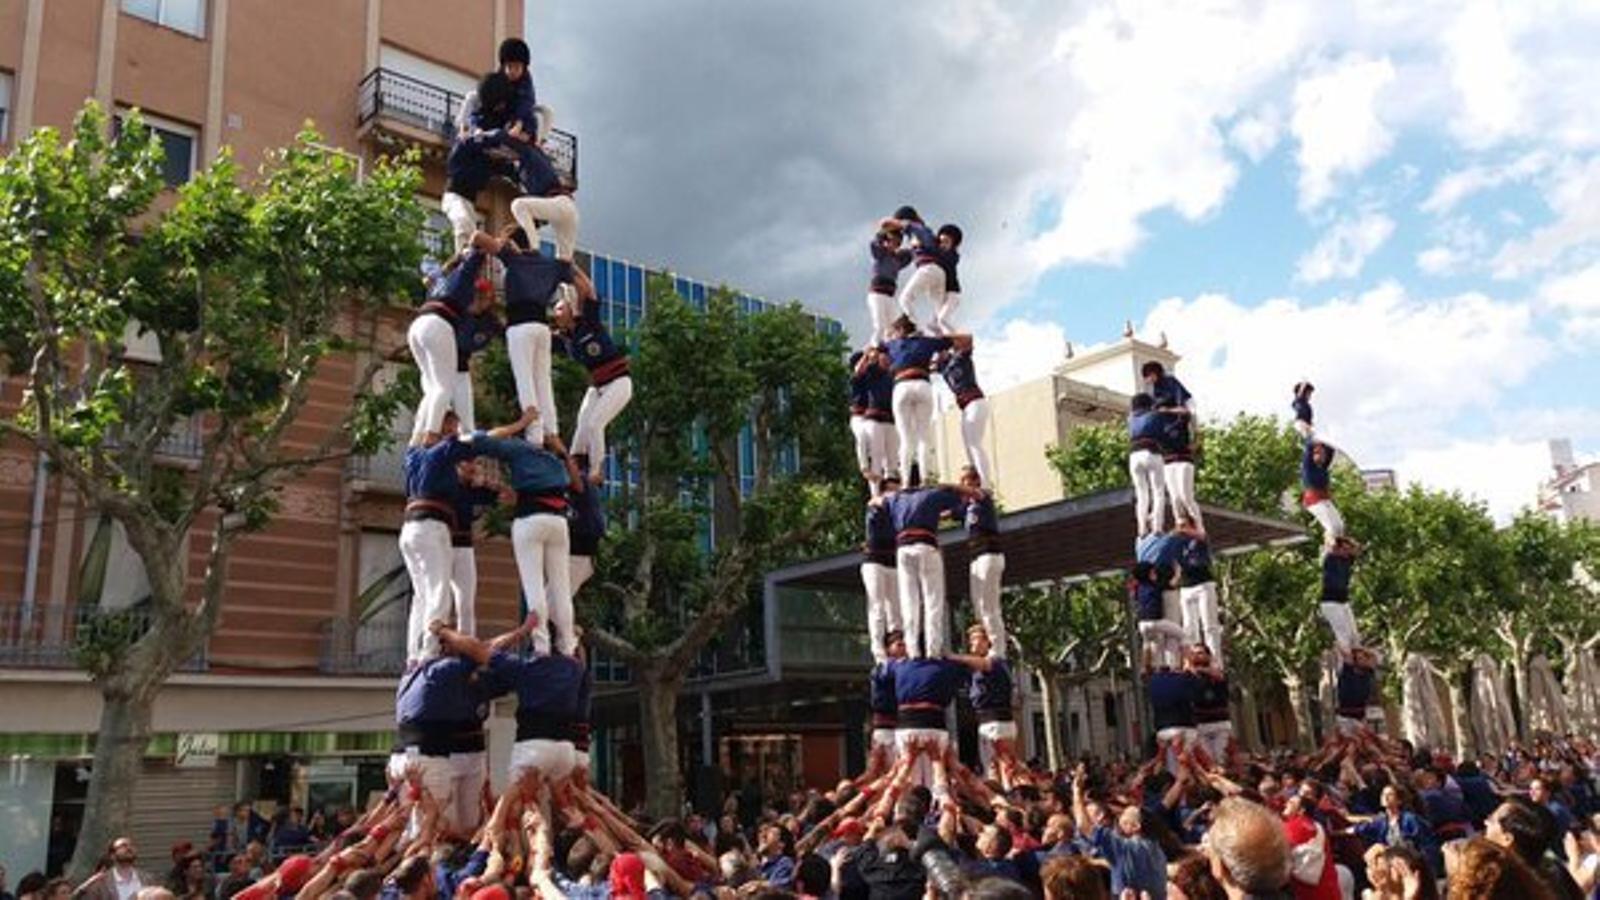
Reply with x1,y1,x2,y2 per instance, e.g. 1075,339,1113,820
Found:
526,1,1600,521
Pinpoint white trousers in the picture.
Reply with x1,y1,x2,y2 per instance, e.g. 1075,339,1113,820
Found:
507,321,558,439
860,562,902,662
892,380,935,482
451,546,477,637
959,399,992,487
1128,450,1167,535
1156,726,1197,774
897,543,947,658
408,315,459,439
510,195,579,262
1195,721,1232,765
572,376,633,470
408,751,484,838
935,291,961,336
570,555,595,598
1164,460,1203,530
513,514,574,656
1307,499,1345,547
969,552,1007,658
894,728,950,796
1321,602,1360,653
400,519,454,661
509,738,577,786
441,191,477,255
851,417,897,484
896,264,946,331
1180,581,1223,668
867,290,898,343
451,370,476,432
978,720,1017,774
871,727,897,763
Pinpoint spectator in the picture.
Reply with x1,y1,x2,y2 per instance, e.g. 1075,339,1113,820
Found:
1040,855,1109,900
165,852,211,900
73,838,153,900
1443,838,1553,900
41,881,70,900
966,823,1021,883
380,857,433,900
1169,855,1227,900
1204,798,1292,900
14,874,47,900
792,855,830,900
1531,778,1577,835
213,856,252,900
757,823,797,890
1484,799,1583,900
1073,771,1167,900
1350,787,1431,856
1380,847,1437,900
269,808,312,855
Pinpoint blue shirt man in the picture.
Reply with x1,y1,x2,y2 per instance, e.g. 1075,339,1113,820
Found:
883,486,966,546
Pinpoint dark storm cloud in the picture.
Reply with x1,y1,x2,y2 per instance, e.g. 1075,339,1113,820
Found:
525,1,1074,340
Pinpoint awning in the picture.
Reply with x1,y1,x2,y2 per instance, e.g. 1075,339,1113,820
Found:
766,487,1308,599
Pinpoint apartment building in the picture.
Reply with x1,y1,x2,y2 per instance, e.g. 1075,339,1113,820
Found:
0,0,843,872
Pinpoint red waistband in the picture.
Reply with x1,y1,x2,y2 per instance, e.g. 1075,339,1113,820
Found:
895,368,929,381
900,701,943,711
419,301,458,321
590,356,631,386
1302,488,1330,506
897,528,937,547
405,499,459,528
956,389,985,409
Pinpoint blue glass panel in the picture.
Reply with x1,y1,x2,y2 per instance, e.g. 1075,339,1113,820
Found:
611,261,628,304
675,277,691,301
628,267,644,305
540,240,556,257
593,256,610,298
692,283,706,307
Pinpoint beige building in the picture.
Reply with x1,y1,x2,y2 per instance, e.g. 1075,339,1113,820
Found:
1539,438,1600,523
934,334,1180,511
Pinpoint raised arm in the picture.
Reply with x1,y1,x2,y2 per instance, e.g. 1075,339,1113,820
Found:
944,653,992,674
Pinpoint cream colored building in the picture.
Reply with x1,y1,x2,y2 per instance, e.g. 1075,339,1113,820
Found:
934,335,1181,511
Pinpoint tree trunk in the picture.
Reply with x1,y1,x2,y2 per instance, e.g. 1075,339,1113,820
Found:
1238,683,1263,753
1284,675,1315,751
1037,668,1063,772
1511,652,1533,742
67,681,157,879
637,664,686,820
1443,668,1476,760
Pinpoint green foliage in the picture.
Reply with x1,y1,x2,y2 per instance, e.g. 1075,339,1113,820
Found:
1194,414,1301,517
1004,578,1129,678
1045,422,1128,496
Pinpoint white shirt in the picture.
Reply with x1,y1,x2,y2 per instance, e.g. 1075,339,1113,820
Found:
112,866,143,900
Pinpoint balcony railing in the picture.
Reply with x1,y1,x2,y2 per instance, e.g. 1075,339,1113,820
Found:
104,415,205,460
0,602,207,671
346,441,407,493
320,616,407,676
357,68,577,190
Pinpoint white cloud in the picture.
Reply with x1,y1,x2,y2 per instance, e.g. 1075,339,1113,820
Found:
972,319,1068,394
1537,261,1600,337
1492,155,1600,277
1140,284,1551,500
1392,438,1550,523
1441,1,1530,146
1291,54,1396,209
1419,151,1550,215
1295,212,1395,283
1228,106,1283,163
1416,246,1465,276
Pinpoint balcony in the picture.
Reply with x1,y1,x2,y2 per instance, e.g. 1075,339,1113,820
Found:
104,414,205,462
356,68,577,190
319,616,407,676
0,602,207,672
346,440,406,494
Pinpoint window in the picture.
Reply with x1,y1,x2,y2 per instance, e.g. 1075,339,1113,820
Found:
122,0,205,37
114,111,198,188
0,70,13,144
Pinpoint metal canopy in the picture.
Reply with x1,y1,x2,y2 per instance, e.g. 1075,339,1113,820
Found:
767,487,1307,600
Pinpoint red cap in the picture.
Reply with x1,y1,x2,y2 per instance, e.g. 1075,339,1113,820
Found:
232,882,275,900
610,852,646,900
831,819,866,840
470,887,510,900
276,855,316,892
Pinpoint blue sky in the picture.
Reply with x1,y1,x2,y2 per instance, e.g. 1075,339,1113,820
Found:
528,1,1600,520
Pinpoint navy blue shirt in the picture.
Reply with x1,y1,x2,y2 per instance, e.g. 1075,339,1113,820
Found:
556,298,629,384
1148,670,1198,730
938,247,962,293
1129,409,1166,449
1336,663,1375,717
970,658,1014,718
403,435,480,503
395,656,506,746
965,492,999,536
451,484,500,547
1194,672,1229,724
884,487,965,543
865,503,897,556
1322,551,1354,603
506,71,539,135
890,658,968,708
848,350,872,411
905,222,939,263
1293,396,1313,426
1136,533,1183,568
1175,532,1212,586
870,237,912,293
464,434,569,496
485,652,587,740
1131,573,1167,621
456,312,500,373
1149,374,1192,409
869,661,897,720
936,347,983,406
499,248,572,326
1160,411,1193,459
1302,441,1334,492
851,351,895,418
885,335,953,378
423,250,486,321
436,850,490,900
568,482,605,557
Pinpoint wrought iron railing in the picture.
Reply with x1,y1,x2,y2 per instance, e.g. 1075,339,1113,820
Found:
0,602,207,671
357,68,577,189
103,414,205,460
345,441,407,492
319,616,407,676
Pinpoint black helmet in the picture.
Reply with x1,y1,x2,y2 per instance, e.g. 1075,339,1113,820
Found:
893,205,921,223
498,37,531,67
